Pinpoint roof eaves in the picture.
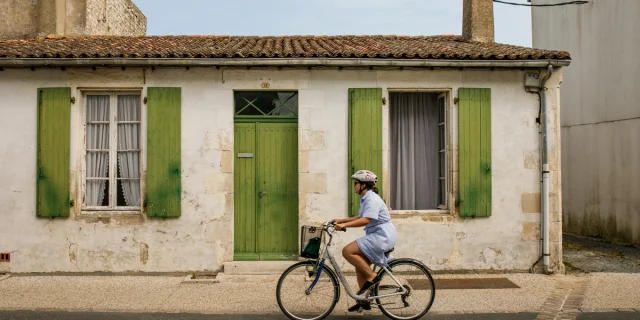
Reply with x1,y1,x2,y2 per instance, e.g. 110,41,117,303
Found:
0,57,572,68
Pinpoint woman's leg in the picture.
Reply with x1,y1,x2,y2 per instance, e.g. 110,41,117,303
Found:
342,241,376,289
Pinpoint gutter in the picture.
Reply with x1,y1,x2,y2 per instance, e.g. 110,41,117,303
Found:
539,64,554,274
0,58,571,68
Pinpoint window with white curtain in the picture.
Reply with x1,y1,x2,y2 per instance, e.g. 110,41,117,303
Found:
390,92,448,211
83,92,142,211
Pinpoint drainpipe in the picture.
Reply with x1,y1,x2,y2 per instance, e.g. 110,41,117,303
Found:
539,64,553,274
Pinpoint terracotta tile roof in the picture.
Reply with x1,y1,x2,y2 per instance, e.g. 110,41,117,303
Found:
0,35,570,60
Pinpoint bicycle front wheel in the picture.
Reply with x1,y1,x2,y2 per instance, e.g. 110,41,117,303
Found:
276,261,340,320
374,258,436,320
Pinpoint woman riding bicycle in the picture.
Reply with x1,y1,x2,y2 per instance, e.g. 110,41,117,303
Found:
332,169,397,312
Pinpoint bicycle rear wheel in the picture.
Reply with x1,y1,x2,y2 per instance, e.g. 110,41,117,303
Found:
373,258,436,320
276,261,340,320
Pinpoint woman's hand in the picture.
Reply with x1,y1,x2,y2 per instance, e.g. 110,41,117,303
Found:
334,223,346,231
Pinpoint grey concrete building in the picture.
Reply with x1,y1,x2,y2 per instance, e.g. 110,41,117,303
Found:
532,0,640,244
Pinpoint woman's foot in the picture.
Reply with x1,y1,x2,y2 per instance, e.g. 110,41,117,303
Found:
348,301,371,312
357,274,383,295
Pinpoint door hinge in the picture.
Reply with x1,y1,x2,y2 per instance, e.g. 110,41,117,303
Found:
70,97,76,104
382,97,386,105
454,97,459,104
143,97,148,104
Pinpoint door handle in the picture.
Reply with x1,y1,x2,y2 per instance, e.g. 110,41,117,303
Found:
259,190,268,197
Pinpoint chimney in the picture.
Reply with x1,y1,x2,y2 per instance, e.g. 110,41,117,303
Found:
463,0,495,43
0,0,146,40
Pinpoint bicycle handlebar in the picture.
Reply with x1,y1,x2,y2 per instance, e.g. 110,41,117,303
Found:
324,220,346,233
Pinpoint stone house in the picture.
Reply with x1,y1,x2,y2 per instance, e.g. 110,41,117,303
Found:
0,0,571,274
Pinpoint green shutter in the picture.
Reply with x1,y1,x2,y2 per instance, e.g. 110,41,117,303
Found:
348,88,383,217
458,88,492,217
146,87,181,218
36,88,71,218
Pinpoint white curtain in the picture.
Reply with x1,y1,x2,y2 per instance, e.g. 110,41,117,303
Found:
390,92,440,210
117,95,141,207
86,96,110,206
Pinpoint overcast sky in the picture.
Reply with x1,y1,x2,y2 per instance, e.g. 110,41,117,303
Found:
132,0,533,47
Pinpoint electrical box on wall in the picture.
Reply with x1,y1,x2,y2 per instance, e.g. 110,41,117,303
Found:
525,73,541,91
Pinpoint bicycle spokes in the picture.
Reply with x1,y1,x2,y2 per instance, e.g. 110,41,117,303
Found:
374,260,435,320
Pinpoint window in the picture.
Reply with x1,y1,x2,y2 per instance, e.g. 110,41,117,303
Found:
83,92,142,211
234,91,298,117
389,92,448,211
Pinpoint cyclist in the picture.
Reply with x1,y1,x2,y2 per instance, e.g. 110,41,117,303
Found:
332,169,397,312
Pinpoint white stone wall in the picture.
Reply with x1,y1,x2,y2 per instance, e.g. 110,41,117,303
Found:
0,66,563,273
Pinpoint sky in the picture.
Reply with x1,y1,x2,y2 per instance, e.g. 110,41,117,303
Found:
132,0,533,47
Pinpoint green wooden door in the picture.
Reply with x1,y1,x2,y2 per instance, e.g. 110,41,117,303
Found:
234,123,257,258
256,123,298,259
234,122,298,261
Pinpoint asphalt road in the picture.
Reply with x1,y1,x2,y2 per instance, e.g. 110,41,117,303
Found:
1,311,639,319
0,310,541,320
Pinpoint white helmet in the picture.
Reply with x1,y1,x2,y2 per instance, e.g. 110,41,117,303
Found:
351,170,378,185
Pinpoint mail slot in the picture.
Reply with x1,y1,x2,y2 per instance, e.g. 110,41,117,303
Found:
237,153,253,158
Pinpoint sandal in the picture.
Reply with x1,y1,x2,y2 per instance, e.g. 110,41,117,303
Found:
357,275,382,295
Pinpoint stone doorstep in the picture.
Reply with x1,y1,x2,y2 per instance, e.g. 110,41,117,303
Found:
223,260,298,275
180,273,283,284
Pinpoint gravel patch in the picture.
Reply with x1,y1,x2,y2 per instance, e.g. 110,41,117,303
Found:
563,234,640,274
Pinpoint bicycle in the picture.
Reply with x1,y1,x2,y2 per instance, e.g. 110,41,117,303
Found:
276,220,436,320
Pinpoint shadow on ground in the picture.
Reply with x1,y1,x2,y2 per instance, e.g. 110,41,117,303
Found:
563,233,640,274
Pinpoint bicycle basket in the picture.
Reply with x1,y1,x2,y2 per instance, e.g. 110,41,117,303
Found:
300,225,323,259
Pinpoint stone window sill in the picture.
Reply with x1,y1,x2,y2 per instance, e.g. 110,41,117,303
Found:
390,210,454,222
80,210,142,215
391,210,450,215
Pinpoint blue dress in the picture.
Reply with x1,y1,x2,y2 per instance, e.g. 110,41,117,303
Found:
355,190,397,267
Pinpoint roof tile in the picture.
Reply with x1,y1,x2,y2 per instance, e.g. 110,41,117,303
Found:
0,35,571,60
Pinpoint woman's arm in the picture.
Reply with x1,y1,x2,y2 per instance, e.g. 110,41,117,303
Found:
335,217,371,230
333,217,359,224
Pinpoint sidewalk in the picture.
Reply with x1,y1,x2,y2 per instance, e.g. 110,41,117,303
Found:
1,272,639,318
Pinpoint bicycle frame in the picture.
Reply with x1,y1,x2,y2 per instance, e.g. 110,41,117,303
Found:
306,223,408,301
